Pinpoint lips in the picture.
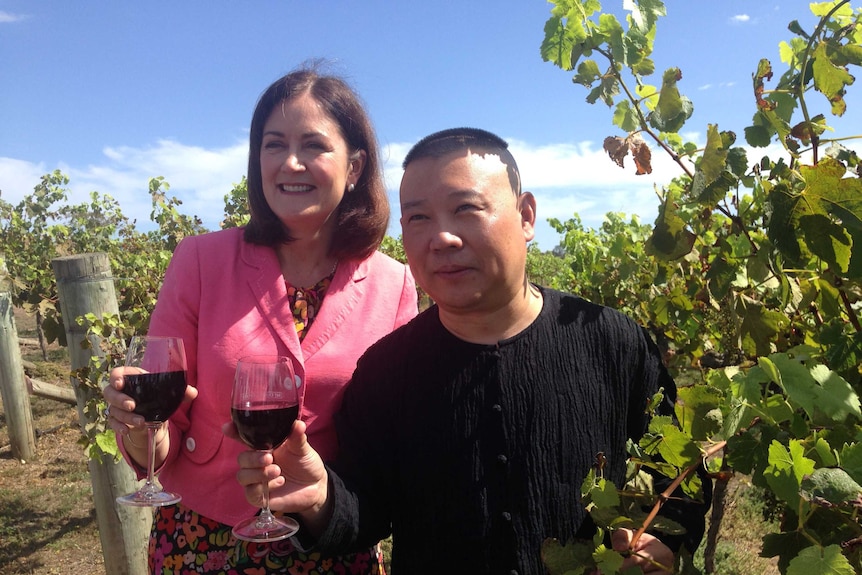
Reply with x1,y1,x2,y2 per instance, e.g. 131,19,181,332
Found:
434,264,472,276
277,184,314,193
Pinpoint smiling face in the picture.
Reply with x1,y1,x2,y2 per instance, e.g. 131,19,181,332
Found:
259,92,364,240
400,148,536,317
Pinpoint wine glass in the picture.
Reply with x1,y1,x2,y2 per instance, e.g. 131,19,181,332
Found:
116,335,188,507
231,354,301,542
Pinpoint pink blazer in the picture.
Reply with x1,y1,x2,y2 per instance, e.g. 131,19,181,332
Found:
123,227,417,526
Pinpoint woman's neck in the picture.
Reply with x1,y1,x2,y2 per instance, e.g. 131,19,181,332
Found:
275,239,337,288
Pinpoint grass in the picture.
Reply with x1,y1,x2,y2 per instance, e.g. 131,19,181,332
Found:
695,476,781,575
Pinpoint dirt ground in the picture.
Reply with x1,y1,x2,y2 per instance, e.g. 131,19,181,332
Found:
0,308,109,575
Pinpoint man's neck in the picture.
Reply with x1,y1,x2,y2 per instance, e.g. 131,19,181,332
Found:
438,284,544,345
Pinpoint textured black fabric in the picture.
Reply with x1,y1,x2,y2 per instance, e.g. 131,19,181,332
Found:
319,288,709,574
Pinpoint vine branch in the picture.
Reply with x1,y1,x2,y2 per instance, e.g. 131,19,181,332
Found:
630,441,727,550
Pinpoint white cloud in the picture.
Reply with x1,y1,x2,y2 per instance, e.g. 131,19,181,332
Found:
381,138,689,250
0,158,48,201
8,135,856,253
731,14,751,24
1,139,247,231
0,11,28,23
698,81,737,91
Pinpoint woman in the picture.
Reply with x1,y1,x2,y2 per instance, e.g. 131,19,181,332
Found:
103,66,417,574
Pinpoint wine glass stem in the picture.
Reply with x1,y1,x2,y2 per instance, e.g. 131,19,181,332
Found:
143,423,159,495
258,449,276,526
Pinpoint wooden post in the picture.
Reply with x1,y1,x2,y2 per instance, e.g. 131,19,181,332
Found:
0,254,37,461
52,253,150,575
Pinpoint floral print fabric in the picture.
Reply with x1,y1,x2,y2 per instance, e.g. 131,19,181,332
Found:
149,269,383,574
287,271,334,340
149,503,381,574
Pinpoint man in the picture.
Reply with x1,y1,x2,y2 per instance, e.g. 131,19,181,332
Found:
235,127,709,574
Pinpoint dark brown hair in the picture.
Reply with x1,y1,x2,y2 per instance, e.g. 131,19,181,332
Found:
244,66,389,260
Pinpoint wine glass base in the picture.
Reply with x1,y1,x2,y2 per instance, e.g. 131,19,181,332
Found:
232,516,299,543
116,490,182,507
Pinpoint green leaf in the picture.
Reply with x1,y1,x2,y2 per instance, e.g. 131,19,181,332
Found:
769,353,821,418
812,436,838,468
646,193,696,260
706,253,737,300
647,415,675,435
698,124,728,187
541,537,595,575
821,324,862,377
761,531,811,573
811,42,854,112
90,429,120,463
586,71,621,106
786,544,855,575
623,0,665,33
692,169,738,207
635,83,659,111
839,442,862,486
612,99,640,132
591,477,621,508
675,385,723,440
801,468,862,506
656,424,703,468
594,544,625,575
737,299,790,357
656,67,683,119
540,1,606,71
804,158,862,232
799,214,852,273
726,425,778,478
745,122,773,148
745,106,793,148
840,43,862,67
763,439,815,508
763,394,795,425
847,226,862,279
809,364,861,422
573,58,602,87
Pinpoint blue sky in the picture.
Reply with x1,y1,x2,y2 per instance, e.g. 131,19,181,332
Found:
1,1,859,250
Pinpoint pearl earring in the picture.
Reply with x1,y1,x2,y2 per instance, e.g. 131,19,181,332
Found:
348,184,355,192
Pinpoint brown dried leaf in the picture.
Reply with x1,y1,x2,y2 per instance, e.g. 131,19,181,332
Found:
603,136,629,169
629,138,653,175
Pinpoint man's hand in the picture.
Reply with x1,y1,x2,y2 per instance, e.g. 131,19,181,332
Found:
226,419,332,536
612,528,674,574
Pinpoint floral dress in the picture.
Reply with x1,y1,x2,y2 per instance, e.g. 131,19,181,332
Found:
149,271,385,575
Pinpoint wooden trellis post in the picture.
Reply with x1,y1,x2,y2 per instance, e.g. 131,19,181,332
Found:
52,253,150,575
0,254,37,461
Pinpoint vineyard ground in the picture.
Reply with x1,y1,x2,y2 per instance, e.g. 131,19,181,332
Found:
1,307,779,575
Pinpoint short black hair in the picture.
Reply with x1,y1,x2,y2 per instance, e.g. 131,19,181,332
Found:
402,127,521,195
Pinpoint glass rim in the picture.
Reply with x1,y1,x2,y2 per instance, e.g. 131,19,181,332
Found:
236,354,291,364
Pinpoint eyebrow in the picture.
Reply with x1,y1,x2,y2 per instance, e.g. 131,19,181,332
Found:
401,189,481,211
400,198,425,211
262,129,329,139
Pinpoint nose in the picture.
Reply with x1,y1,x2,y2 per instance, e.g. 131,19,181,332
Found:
281,152,304,172
430,230,463,251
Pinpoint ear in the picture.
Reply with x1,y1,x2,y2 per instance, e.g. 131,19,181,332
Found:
518,191,537,242
347,150,367,188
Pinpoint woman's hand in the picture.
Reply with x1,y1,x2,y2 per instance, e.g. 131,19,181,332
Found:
227,419,332,536
103,366,197,465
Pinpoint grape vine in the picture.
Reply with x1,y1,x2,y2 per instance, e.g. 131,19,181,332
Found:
540,0,862,573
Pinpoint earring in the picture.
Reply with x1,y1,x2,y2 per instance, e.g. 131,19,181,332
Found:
348,184,355,193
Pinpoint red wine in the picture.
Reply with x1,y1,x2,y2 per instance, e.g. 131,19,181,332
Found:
124,371,187,422
231,404,299,450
